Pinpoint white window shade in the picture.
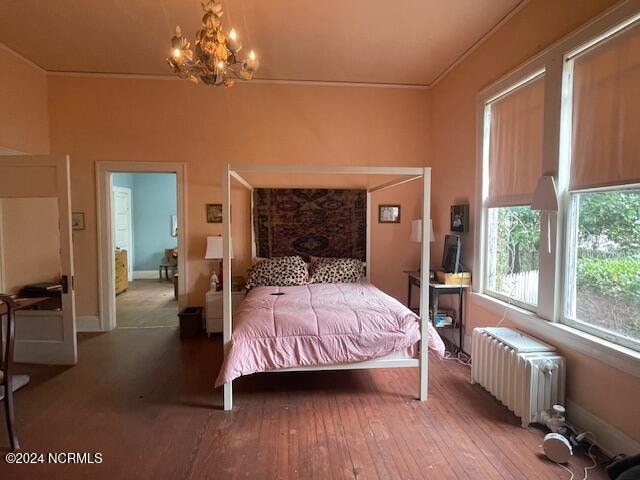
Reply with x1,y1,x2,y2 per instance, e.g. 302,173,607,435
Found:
487,75,545,207
570,22,640,190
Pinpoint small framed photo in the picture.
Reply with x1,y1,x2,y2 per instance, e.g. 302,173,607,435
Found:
171,215,178,237
379,204,401,223
450,204,469,233
206,203,223,223
72,212,85,230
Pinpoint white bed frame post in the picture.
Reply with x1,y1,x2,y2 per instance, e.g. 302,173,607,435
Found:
222,164,233,411
419,168,431,401
365,192,372,282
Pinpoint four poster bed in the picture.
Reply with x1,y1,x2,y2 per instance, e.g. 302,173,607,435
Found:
217,165,439,411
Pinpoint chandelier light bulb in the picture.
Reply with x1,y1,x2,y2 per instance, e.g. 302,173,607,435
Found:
217,61,225,70
228,27,241,53
173,48,181,58
245,49,259,72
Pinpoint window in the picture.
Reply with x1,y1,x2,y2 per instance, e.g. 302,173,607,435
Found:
476,6,640,354
487,206,540,307
564,188,640,349
482,73,545,308
562,21,640,350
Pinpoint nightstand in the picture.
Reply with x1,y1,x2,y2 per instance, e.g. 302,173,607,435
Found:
205,289,245,335
406,271,470,353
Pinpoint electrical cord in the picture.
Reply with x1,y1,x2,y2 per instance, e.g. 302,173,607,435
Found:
558,463,575,480
495,270,519,328
443,349,472,366
583,443,597,480
555,431,598,480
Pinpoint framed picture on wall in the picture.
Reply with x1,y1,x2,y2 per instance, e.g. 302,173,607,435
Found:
450,204,469,233
378,205,401,223
72,212,85,230
171,215,178,237
206,204,222,223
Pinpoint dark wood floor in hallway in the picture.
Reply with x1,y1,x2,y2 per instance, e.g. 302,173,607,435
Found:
1,328,606,480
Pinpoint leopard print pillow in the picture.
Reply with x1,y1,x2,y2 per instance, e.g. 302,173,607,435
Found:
310,257,365,284
245,256,309,289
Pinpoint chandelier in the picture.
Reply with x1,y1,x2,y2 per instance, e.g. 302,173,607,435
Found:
167,0,259,87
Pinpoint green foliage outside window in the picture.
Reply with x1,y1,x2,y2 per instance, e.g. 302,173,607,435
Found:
574,189,640,341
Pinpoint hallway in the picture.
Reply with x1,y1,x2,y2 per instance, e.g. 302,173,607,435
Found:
116,279,178,328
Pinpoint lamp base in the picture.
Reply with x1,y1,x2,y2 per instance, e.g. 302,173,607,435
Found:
210,272,220,291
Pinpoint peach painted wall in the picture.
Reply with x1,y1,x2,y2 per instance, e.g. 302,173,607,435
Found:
428,0,639,442
46,77,431,316
370,180,424,303
0,47,49,154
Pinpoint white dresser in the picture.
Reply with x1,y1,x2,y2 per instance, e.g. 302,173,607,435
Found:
205,289,246,334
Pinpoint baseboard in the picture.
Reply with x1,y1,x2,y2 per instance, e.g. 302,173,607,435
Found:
566,399,640,457
132,270,160,280
77,315,101,332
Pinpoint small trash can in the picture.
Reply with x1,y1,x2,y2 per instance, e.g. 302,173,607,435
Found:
178,307,203,339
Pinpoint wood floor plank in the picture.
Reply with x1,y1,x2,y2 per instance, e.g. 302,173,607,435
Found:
0,328,609,480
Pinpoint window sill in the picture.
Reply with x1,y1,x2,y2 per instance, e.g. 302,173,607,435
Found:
470,292,640,379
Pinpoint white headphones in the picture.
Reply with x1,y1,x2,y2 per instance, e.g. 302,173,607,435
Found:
543,433,573,463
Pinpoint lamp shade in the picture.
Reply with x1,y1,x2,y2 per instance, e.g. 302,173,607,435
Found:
205,236,234,259
410,219,435,243
531,175,558,212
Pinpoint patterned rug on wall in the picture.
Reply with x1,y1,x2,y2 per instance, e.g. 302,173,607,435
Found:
253,189,366,261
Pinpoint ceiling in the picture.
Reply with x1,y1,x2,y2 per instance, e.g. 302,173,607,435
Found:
0,0,524,87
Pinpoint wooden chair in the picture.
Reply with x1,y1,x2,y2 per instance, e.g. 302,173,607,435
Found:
0,294,19,450
159,248,178,281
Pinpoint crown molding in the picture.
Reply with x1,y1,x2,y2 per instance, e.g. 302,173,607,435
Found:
46,70,431,90
0,42,46,74
428,0,529,89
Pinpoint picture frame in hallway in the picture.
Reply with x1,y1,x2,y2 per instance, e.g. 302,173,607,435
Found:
72,212,85,230
206,204,222,223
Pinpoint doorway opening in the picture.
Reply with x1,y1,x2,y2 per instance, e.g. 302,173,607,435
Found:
111,172,178,328
96,162,187,332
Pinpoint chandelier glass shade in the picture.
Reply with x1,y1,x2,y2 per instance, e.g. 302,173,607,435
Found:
167,0,259,87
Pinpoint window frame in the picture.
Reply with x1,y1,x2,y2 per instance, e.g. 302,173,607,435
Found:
562,184,640,352
474,3,640,357
479,69,546,314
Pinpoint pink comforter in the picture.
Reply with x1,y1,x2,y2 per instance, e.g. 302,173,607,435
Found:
215,282,446,385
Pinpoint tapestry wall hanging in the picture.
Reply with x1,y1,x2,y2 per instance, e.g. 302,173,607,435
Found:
253,189,367,261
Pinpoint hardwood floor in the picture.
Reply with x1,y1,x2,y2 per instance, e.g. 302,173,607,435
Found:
1,328,607,479
116,279,178,328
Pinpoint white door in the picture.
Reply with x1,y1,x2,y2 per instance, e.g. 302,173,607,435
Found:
111,186,133,280
0,155,77,365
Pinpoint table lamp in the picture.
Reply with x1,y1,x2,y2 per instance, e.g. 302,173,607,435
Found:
410,219,435,280
410,219,435,243
205,236,234,291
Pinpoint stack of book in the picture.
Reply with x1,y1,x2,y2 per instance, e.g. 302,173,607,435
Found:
433,310,454,327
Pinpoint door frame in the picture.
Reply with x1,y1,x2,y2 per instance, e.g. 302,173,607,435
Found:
96,162,187,331
0,200,5,292
0,154,77,364
111,185,134,280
